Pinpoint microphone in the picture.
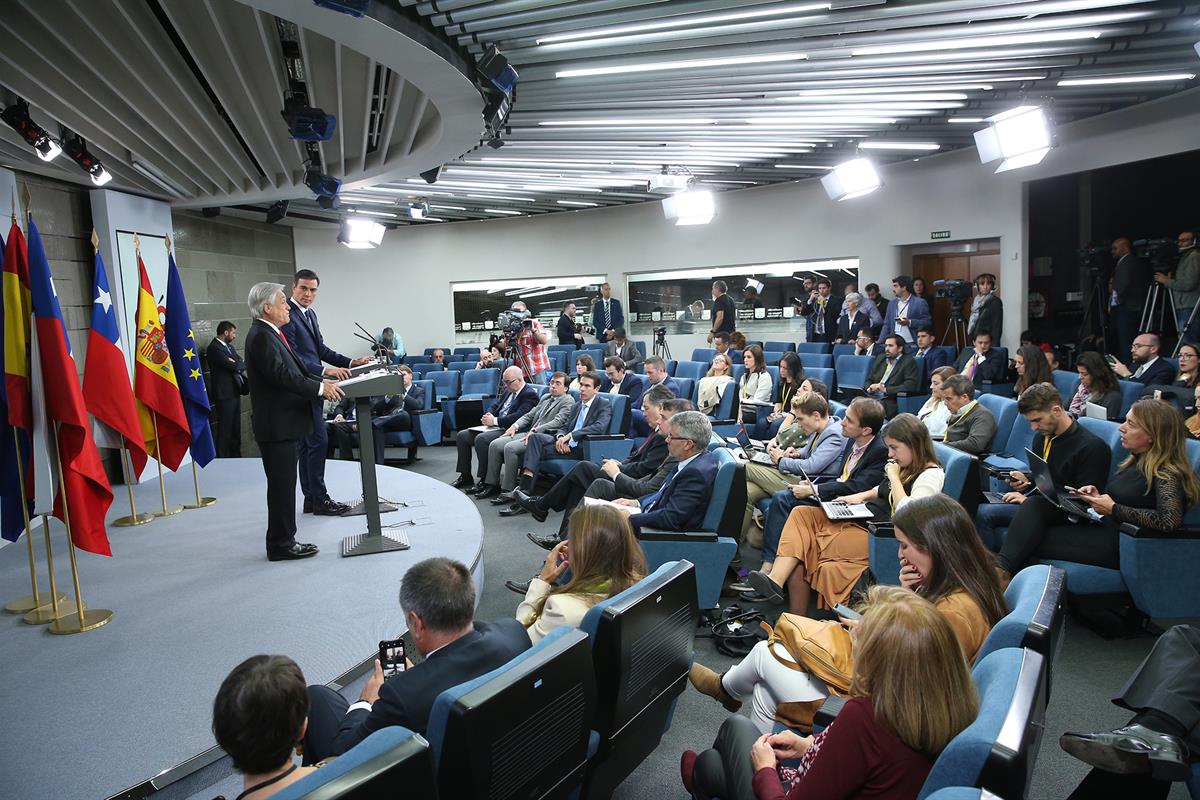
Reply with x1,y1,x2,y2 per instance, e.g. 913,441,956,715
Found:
355,322,380,345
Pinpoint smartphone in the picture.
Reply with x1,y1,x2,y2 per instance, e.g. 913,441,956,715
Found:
379,638,406,677
1064,486,1081,494
833,603,862,621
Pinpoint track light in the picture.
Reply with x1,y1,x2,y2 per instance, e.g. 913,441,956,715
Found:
662,189,715,226
305,167,341,208
478,45,520,96
408,199,429,220
973,105,1052,173
281,97,337,141
338,216,386,249
62,136,112,186
266,200,290,224
820,158,881,201
1,101,62,162
486,135,505,149
420,166,443,184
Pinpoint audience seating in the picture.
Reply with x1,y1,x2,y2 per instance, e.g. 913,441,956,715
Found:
829,399,848,418
443,353,469,363
412,363,444,378
638,447,742,609
834,354,873,395
371,379,443,455
709,379,738,420
798,353,834,370
576,348,605,369
762,350,785,367
405,354,432,365
428,370,460,401
796,342,830,354
548,344,578,355
674,377,696,405
452,346,481,358
1052,369,1081,403
767,340,797,352
690,347,717,363
975,565,1066,691
923,790,1000,800
728,350,743,365
441,368,499,430
975,394,1019,454
632,340,647,358
447,361,476,374
897,391,932,414
673,360,708,384
579,560,699,798
426,627,597,800
980,407,1036,476
663,358,677,376
1116,379,1142,419
731,363,746,383
273,727,436,800
832,343,856,360
1074,416,1127,478
805,366,835,394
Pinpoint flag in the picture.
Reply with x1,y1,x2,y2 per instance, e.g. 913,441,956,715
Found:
132,253,189,470
83,250,148,476
1,221,33,542
163,250,215,467
26,217,113,556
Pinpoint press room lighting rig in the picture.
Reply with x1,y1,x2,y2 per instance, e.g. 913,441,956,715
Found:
821,158,881,201
478,45,519,147
62,135,112,186
1,100,61,162
974,105,1053,173
662,188,716,226
305,166,342,209
338,216,386,249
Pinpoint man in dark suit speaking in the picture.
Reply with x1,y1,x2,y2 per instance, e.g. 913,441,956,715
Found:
206,320,247,457
303,557,530,760
282,269,372,517
244,282,344,561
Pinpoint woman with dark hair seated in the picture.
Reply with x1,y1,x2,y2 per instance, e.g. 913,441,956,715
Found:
682,586,979,800
569,354,595,391
755,352,805,439
689,494,1005,732
1068,351,1122,419
1013,344,1054,395
998,398,1200,580
516,504,647,644
1173,342,1199,389
213,654,320,799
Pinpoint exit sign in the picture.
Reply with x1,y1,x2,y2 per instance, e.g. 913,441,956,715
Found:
930,230,951,240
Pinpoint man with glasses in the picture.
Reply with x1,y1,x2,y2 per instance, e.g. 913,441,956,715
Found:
611,411,719,533
452,366,538,493
1110,333,1178,387
851,328,882,358
1155,231,1200,343
482,372,577,508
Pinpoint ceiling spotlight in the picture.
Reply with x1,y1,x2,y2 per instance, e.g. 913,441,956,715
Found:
1,100,62,162
486,135,505,150
305,167,342,208
420,165,443,184
281,98,337,141
662,189,715,226
408,199,430,220
478,45,520,96
820,158,882,201
62,136,112,185
338,216,386,249
266,200,290,224
973,105,1052,173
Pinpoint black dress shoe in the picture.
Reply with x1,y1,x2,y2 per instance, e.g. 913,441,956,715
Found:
499,504,528,517
267,542,319,561
747,570,786,604
302,499,313,514
527,532,561,551
505,578,532,594
490,491,516,506
450,475,475,491
475,485,501,500
464,482,486,495
312,499,349,516
1060,724,1191,781
514,490,548,523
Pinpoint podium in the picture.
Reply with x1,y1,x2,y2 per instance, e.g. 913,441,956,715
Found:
337,366,411,557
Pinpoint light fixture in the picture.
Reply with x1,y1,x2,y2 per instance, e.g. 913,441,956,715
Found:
62,136,112,186
556,52,806,79
408,199,430,220
662,189,715,226
538,118,719,126
774,164,835,169
947,117,985,124
484,208,523,215
420,166,443,184
858,141,941,151
478,45,520,96
280,98,336,141
265,200,289,224
820,158,881,201
305,167,342,209
0,100,62,162
558,200,600,207
973,105,1052,173
1057,72,1196,86
851,29,1102,56
536,3,829,45
337,217,385,249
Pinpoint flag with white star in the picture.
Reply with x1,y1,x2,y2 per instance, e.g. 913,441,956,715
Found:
164,250,215,467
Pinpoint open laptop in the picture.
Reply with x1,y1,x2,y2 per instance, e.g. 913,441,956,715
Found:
1025,448,1092,517
1084,402,1108,420
732,428,776,465
819,499,874,520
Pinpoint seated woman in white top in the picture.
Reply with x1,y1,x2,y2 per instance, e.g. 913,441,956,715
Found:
698,353,736,414
569,354,596,391
516,504,647,644
738,344,774,421
916,365,957,440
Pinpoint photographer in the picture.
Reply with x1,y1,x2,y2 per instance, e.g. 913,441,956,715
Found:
803,278,838,344
966,273,1003,344
556,302,584,349
1155,231,1200,342
507,301,550,379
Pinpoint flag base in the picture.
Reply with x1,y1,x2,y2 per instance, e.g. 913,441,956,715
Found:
4,591,67,614
113,512,155,527
155,506,184,517
23,598,84,625
49,608,112,635
183,497,217,510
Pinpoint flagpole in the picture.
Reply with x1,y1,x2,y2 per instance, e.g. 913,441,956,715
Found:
4,432,66,613
183,461,216,509
23,515,77,625
46,422,112,635
152,411,182,517
112,446,153,526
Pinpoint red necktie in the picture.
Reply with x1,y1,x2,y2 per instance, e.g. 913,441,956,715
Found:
279,331,291,350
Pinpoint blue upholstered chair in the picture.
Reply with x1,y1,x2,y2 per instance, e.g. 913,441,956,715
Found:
829,399,848,418
975,565,1066,694
834,354,873,395
674,377,696,404
975,394,1018,455
690,347,717,363
923,788,1000,800
798,352,834,370
832,343,856,360
638,447,742,608
796,342,830,354
405,354,432,365
731,363,746,384
709,379,738,421
1052,369,1081,404
377,379,443,455
1075,416,1127,479
452,346,482,358
663,358,677,376
1116,379,1142,419
273,727,435,800
804,366,835,394
548,344,578,355
762,351,785,368
440,368,500,430
412,362,444,378
428,370,460,402
767,340,797,352
674,360,707,383
579,561,698,798
981,408,1037,476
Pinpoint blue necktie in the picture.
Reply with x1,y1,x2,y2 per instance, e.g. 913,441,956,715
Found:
570,402,588,448
644,468,678,511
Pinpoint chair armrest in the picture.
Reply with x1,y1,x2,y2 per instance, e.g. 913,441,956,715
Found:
638,528,719,543
867,522,895,537
813,695,848,731
709,418,738,426
1118,522,1200,539
576,433,624,441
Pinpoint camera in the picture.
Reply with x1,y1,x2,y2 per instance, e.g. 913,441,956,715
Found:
653,326,667,336
1135,237,1177,274
1078,244,1111,275
933,279,973,302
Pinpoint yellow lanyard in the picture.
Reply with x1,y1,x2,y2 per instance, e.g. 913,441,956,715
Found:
896,300,909,320
841,445,864,480
1042,434,1054,461
955,400,978,423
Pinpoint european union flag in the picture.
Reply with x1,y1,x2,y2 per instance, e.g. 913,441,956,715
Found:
164,251,215,467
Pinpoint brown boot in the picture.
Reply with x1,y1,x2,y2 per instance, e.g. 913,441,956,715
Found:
689,662,742,712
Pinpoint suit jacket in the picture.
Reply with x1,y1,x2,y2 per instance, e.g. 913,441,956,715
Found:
601,372,646,418
514,392,576,434
646,375,681,399
866,354,920,417
943,401,998,456
811,436,889,501
556,314,579,346
245,319,321,442
517,579,596,645
591,297,624,334
332,619,531,751
1112,253,1151,311
778,418,847,479
563,394,613,444
281,299,351,377
913,346,951,382
206,338,246,399
620,432,670,481
882,296,932,340
836,310,871,344
1131,357,1178,387
603,340,643,371
803,295,839,341
616,455,678,498
629,450,719,531
487,384,539,428
372,384,425,422
953,347,1007,389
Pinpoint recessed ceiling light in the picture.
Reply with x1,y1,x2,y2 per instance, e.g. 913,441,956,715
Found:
537,3,829,44
852,29,1102,56
947,117,985,123
558,200,600,207
859,141,941,151
555,52,807,79
1057,72,1196,86
484,208,523,215
774,164,835,170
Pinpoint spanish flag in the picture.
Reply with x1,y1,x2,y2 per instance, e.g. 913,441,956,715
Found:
132,254,189,470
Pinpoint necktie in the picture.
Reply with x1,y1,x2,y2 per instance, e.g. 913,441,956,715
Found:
881,360,896,384
278,330,291,350
965,354,978,378
1133,362,1147,379
604,300,611,328
570,402,588,448
815,298,825,334
644,468,678,511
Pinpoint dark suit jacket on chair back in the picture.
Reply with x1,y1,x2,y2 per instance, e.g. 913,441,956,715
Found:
245,319,322,442
281,299,351,376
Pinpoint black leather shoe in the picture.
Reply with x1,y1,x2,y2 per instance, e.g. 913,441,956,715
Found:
747,570,786,605
527,532,561,551
490,491,516,506
1060,724,1191,781
450,474,475,491
505,578,532,594
464,482,486,496
312,499,349,516
499,503,527,517
302,499,313,514
514,490,548,523
475,485,501,500
267,542,319,561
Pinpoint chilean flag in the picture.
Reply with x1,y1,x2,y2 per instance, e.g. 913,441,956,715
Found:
27,217,113,556
83,250,148,476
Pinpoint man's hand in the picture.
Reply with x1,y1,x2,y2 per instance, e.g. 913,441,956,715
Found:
1155,273,1170,285
503,425,517,437
613,498,640,508
555,435,571,454
767,444,785,464
325,366,352,380
350,356,372,367
481,412,497,427
868,382,884,394
751,734,778,771
1002,491,1027,504
790,480,814,499
1007,471,1031,491
333,414,344,423
359,659,385,705
1111,360,1132,378
600,459,621,479
321,380,344,401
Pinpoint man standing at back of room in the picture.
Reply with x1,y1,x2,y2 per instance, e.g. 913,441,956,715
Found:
282,269,372,516
1109,238,1150,365
592,282,623,344
709,280,737,344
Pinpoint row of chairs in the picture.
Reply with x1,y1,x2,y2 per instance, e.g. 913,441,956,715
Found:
273,561,700,800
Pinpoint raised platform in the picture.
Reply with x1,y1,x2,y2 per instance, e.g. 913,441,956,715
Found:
0,459,483,800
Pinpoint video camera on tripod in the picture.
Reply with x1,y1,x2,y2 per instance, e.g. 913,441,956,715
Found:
932,279,973,348
1135,237,1177,274
1078,243,1112,276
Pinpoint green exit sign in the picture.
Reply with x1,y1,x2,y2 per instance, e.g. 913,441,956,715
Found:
930,230,951,240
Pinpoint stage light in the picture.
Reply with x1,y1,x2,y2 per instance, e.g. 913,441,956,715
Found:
338,216,385,249
420,165,443,184
281,101,337,141
973,105,1052,173
266,200,289,224
820,158,881,201
487,135,505,149
662,189,715,226
478,45,520,96
62,136,112,185
408,199,429,220
305,167,342,208
2,101,63,162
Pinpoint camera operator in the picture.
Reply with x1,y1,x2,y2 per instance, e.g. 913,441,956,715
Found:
509,301,550,380
1155,231,1200,342
966,273,1003,344
556,302,584,350
1110,238,1150,364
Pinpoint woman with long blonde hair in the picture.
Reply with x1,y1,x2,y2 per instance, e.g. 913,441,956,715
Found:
515,504,647,643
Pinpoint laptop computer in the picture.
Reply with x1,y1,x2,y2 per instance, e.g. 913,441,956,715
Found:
1025,448,1092,517
819,500,874,520
1084,402,1108,420
734,428,776,465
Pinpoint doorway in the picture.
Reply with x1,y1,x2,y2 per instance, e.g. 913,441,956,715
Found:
905,239,1001,349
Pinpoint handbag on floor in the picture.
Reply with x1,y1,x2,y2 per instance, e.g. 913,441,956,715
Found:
707,604,767,657
760,613,854,733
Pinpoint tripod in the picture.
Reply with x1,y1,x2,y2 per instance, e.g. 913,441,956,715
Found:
653,329,672,360
1139,280,1178,338
1174,294,1200,357
1077,279,1110,353
942,308,967,351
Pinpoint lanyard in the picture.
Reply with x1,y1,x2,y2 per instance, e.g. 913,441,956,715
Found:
896,300,909,321
1042,433,1054,461
840,446,863,480
955,400,978,423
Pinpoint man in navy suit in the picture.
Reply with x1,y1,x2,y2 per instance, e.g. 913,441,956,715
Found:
616,411,717,532
457,366,539,496
517,371,612,492
912,325,950,384
281,269,372,516
882,275,933,346
601,355,645,428
303,558,530,761
953,329,1007,390
591,281,624,344
631,355,680,436
366,365,425,465
1110,332,1179,387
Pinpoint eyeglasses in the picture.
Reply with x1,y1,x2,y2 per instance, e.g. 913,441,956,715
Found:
503,378,519,385
663,435,692,443
1131,343,1153,350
